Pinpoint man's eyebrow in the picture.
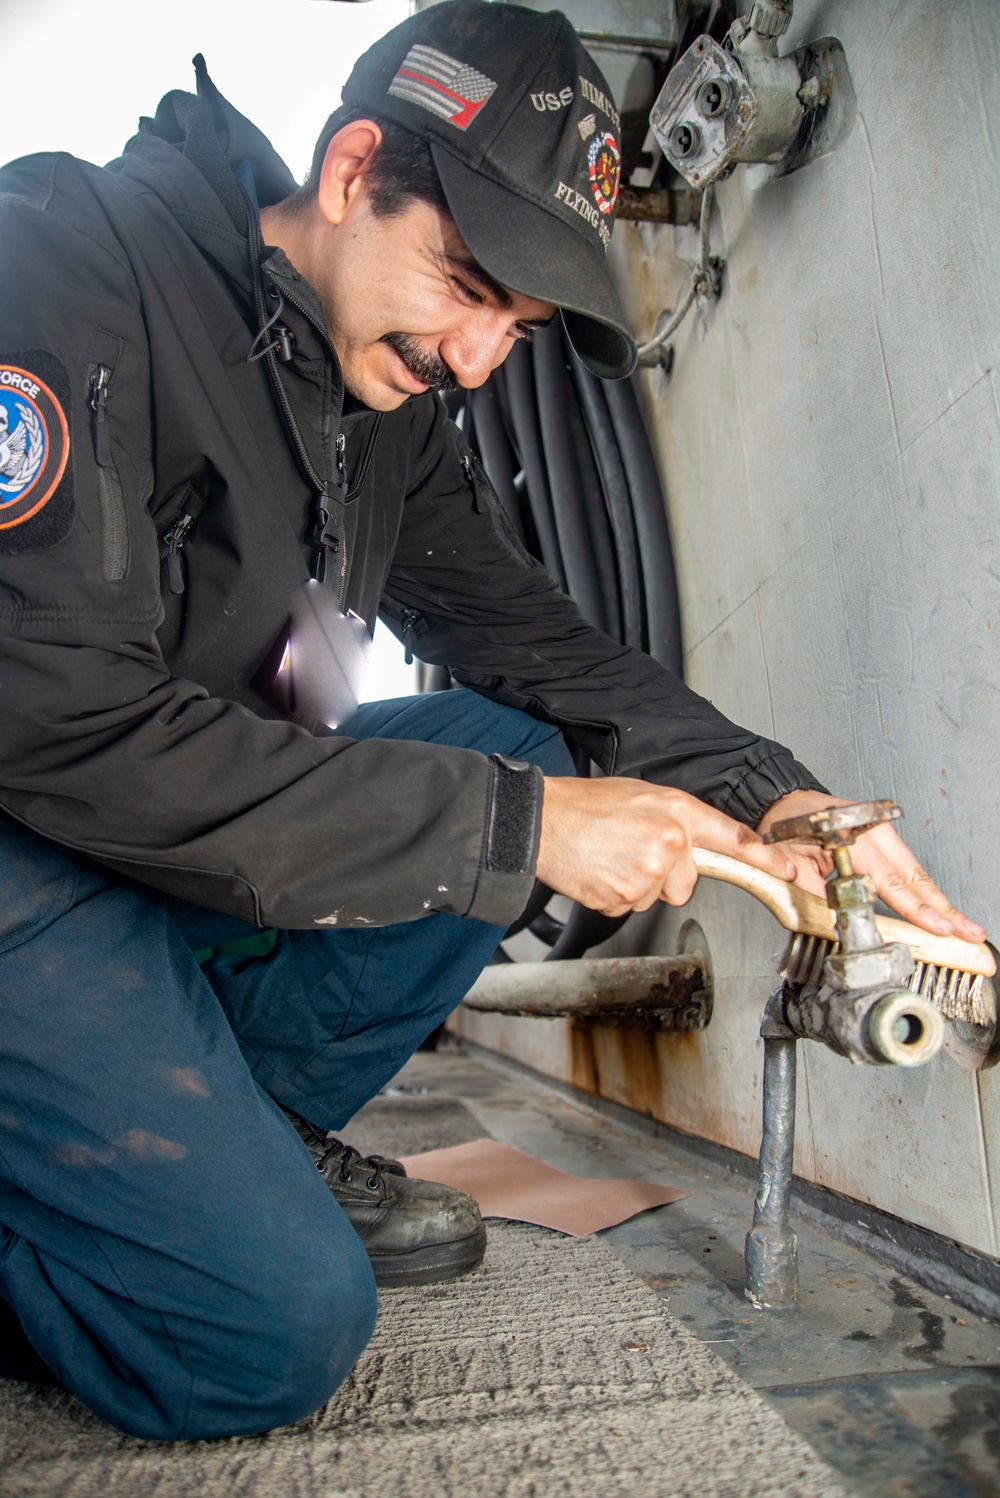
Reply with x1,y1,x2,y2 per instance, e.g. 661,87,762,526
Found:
441,253,555,328
442,252,513,309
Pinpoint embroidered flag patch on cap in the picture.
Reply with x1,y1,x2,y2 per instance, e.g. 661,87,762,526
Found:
342,0,636,379
388,44,497,131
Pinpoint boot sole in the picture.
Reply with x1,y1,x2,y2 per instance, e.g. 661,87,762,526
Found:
368,1223,487,1288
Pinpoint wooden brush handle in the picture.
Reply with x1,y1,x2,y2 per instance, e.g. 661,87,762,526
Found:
693,849,996,978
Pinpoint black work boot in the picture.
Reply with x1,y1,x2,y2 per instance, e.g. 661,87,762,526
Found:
282,1108,486,1287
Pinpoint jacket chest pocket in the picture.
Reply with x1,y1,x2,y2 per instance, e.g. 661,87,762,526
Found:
87,330,129,583
155,482,208,597
460,447,535,569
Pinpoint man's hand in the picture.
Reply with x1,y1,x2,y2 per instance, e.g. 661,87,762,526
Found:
537,777,798,918
757,790,986,942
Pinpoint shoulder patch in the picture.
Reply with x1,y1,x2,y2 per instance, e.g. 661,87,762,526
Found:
0,351,73,553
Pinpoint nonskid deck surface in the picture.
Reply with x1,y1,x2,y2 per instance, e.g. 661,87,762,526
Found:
1,1048,997,1497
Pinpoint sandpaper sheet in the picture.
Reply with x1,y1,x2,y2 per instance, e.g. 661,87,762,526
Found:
398,1138,688,1237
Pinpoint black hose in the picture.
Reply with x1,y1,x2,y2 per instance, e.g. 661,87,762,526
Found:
532,326,620,640
567,346,645,652
467,384,526,543
603,377,684,677
500,342,567,590
449,340,681,961
546,903,625,961
504,879,555,938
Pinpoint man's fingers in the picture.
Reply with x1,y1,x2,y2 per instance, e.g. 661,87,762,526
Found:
907,866,986,939
782,851,827,899
860,830,987,940
875,867,986,941
660,846,698,907
753,792,989,944
875,875,955,936
685,802,798,882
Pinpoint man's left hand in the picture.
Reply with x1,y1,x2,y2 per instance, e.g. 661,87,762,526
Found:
756,790,986,943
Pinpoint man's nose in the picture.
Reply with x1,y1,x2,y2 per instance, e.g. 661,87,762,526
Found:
439,316,511,389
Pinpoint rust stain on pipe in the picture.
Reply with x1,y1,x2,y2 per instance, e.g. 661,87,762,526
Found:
463,954,711,1028
617,186,701,224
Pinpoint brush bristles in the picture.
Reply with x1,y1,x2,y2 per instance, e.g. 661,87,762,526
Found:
908,963,996,1027
782,936,997,1027
783,933,832,987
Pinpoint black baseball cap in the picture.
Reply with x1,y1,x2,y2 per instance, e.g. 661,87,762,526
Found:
342,1,636,379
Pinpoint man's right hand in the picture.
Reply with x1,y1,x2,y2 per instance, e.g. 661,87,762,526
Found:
536,776,798,918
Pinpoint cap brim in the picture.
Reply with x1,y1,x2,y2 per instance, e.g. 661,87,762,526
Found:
430,144,637,380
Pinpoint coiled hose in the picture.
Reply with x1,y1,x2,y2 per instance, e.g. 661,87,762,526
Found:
457,322,683,958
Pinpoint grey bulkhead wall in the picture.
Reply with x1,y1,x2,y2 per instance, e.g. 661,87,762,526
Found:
455,0,1000,1260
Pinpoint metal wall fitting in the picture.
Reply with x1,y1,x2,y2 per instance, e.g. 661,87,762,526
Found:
648,9,854,190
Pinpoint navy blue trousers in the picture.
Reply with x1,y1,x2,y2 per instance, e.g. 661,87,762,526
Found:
0,691,572,1440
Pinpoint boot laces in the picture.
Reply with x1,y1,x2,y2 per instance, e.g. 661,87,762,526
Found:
316,1135,385,1189
282,1106,390,1189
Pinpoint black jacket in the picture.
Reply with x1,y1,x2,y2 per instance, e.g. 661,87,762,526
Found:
0,69,823,932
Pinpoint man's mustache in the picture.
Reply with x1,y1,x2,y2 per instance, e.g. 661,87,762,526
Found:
380,333,458,394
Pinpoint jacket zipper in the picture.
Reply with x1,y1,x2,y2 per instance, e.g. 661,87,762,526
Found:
400,606,422,665
263,276,385,584
88,364,129,581
259,280,329,495
261,275,351,596
462,453,486,513
241,194,343,593
345,415,384,501
159,510,196,595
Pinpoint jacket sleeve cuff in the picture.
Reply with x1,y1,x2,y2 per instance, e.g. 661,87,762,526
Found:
463,753,543,926
720,752,829,828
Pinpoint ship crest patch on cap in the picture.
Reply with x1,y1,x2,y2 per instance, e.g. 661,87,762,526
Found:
0,363,69,533
388,43,497,131
587,132,620,217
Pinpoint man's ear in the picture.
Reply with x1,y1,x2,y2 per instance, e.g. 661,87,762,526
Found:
316,120,383,227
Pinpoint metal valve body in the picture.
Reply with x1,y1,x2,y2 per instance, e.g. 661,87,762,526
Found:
765,801,944,1067
746,801,944,1310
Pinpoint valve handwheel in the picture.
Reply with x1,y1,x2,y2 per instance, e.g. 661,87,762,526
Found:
763,799,902,854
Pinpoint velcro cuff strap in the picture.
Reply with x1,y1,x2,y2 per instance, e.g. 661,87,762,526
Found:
486,754,543,875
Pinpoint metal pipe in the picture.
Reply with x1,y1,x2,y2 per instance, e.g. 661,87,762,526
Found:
616,187,701,224
745,1020,799,1309
463,953,712,1030
635,184,718,370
